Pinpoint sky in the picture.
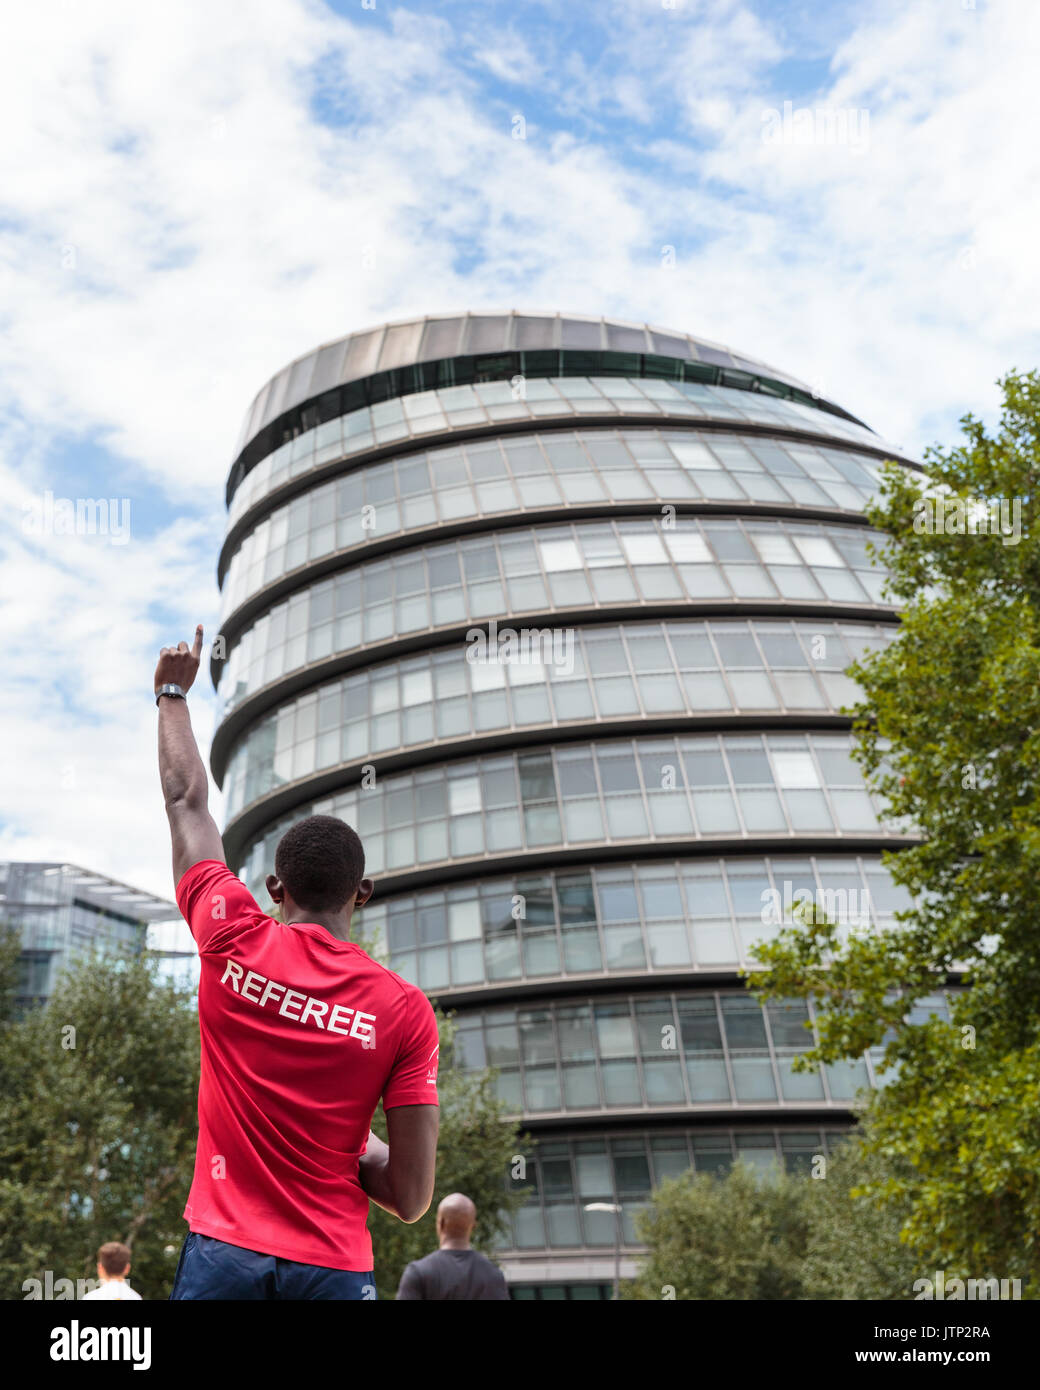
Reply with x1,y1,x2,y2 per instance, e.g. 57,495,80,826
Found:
1,0,1037,909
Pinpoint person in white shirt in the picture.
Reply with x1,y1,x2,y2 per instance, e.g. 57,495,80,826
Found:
81,1241,143,1301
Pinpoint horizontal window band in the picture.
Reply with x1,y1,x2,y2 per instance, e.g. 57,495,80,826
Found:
225,830,917,899
217,495,892,619
208,601,899,779
218,710,856,820
218,413,920,581
228,350,871,505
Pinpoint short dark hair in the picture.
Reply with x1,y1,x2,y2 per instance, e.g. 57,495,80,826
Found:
274,815,366,912
97,1241,131,1276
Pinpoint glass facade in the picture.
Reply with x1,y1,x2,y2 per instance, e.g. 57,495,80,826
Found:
498,1126,855,1253
224,386,897,533
230,311,887,475
216,517,891,716
220,420,893,618
455,989,953,1116
221,620,892,817
0,862,178,1009
214,315,912,1291
348,854,911,992
237,731,897,888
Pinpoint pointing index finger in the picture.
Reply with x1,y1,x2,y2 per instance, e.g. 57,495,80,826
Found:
191,624,204,661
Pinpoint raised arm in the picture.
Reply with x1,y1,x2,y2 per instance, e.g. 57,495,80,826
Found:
155,625,225,885
359,1107,439,1223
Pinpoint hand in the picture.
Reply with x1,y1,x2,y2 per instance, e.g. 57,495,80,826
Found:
154,625,205,697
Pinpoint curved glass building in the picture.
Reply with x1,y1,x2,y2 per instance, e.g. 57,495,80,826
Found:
212,311,926,1298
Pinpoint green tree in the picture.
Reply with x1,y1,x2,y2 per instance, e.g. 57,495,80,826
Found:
621,1130,923,1301
0,922,21,1023
800,1124,922,1300
367,1010,527,1300
750,369,1040,1294
0,951,199,1300
620,1161,811,1300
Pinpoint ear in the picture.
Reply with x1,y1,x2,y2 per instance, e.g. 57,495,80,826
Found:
354,877,375,908
266,873,284,905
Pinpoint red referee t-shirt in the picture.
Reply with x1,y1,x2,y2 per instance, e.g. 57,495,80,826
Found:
176,860,439,1272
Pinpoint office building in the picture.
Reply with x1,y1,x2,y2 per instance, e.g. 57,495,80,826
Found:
1,860,179,1009
211,312,927,1296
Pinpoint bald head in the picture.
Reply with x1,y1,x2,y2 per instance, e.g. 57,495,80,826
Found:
436,1192,477,1247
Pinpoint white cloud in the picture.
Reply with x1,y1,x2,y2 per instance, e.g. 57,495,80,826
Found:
0,449,221,902
0,0,1037,894
468,31,543,88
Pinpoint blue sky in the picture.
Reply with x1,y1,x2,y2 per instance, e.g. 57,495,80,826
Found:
0,0,1036,906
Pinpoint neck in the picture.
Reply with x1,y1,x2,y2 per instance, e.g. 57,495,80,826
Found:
439,1237,471,1251
284,910,353,941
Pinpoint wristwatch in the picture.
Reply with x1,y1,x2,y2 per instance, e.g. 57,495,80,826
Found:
155,684,187,706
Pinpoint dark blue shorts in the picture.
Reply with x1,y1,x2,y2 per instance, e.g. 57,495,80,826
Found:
169,1231,377,1301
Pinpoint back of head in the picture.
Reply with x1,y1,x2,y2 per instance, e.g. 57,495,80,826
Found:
437,1192,478,1241
275,815,365,913
97,1241,131,1277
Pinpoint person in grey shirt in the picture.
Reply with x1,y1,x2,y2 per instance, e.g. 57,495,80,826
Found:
396,1193,509,1300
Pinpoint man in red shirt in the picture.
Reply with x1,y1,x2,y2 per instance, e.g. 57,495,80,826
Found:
155,626,439,1299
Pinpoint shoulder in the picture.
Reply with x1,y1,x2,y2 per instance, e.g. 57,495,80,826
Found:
402,1249,445,1273
354,950,430,1012
392,970,437,1020
177,860,269,935
473,1252,508,1287
397,1256,429,1295
176,858,238,897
